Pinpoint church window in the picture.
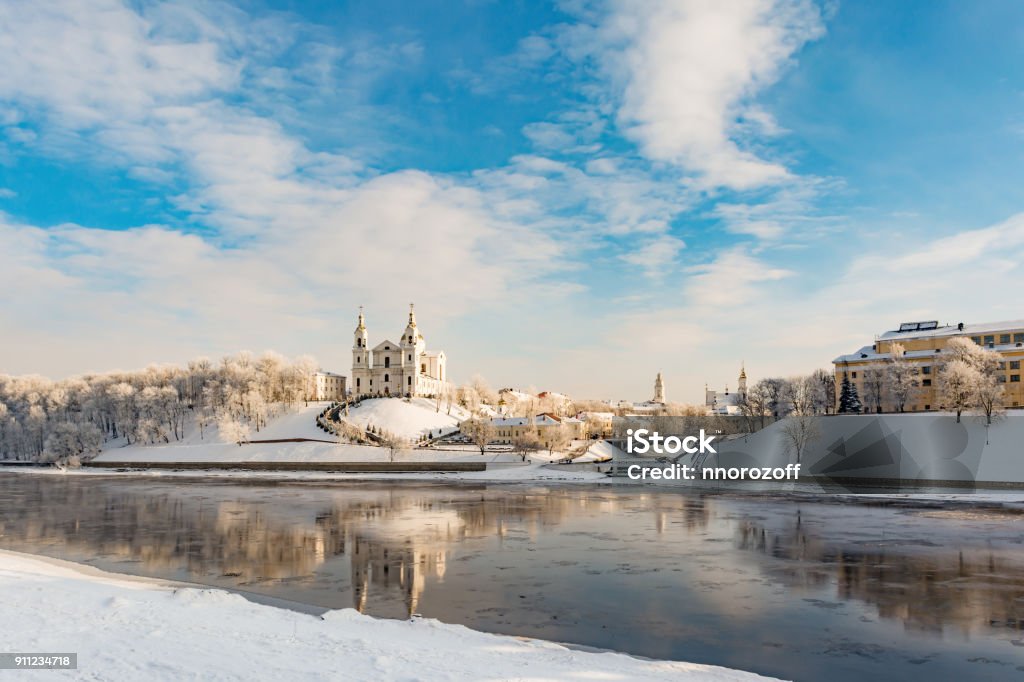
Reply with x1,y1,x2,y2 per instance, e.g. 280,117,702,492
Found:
421,363,426,374
384,357,390,368
384,373,389,382
408,376,412,386
408,354,412,361
356,378,360,388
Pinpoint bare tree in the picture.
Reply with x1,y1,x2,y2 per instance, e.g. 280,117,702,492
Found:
461,418,495,456
740,382,770,431
511,431,541,462
811,368,836,415
780,414,820,465
759,378,786,419
861,368,886,414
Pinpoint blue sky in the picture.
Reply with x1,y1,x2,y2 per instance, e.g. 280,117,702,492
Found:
2,0,1024,402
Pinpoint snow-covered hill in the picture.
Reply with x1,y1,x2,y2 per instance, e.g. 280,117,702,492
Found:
341,398,463,440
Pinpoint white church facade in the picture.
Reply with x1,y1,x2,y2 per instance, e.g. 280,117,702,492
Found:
705,365,748,415
351,305,449,399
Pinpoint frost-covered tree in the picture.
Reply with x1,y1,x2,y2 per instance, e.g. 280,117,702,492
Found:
545,423,573,456
887,344,919,413
936,359,978,423
938,339,1002,423
377,430,407,462
511,431,541,462
42,422,102,465
974,373,1004,427
218,415,250,446
461,418,495,456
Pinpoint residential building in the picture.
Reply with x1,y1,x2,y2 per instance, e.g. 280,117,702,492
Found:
313,371,347,401
481,413,586,447
833,319,1024,412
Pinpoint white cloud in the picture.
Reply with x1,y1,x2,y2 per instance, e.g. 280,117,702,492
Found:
561,0,825,190
619,234,686,277
0,0,573,379
684,246,793,307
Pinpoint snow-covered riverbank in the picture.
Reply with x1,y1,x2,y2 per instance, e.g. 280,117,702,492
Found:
0,550,775,681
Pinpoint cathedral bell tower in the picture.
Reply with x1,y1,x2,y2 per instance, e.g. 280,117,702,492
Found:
653,372,666,404
738,363,747,395
353,307,368,371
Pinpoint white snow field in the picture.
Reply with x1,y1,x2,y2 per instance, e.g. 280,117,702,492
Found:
0,550,775,681
341,397,465,439
93,400,468,464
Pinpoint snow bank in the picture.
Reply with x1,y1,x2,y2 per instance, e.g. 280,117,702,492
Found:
574,440,626,463
343,398,461,439
0,550,775,681
93,441,512,464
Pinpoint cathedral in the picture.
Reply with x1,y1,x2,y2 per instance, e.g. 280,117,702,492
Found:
351,305,449,398
705,365,748,415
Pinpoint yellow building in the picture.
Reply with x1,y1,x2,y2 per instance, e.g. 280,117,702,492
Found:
833,319,1024,412
481,413,587,447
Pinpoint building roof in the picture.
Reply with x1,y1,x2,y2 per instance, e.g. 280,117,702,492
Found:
834,340,1024,365
488,413,574,427
877,319,1024,341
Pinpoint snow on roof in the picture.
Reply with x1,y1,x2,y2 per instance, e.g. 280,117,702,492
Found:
835,341,1024,365
877,319,1024,341
316,370,346,377
488,414,565,427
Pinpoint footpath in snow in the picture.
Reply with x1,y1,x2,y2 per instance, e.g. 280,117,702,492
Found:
0,550,776,681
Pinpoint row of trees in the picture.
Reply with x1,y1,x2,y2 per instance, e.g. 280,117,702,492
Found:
836,339,1006,423
0,352,322,464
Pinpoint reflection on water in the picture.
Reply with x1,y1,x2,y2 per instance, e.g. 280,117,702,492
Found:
1,475,1022,681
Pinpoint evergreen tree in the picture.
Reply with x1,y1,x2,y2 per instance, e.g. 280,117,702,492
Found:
838,373,862,414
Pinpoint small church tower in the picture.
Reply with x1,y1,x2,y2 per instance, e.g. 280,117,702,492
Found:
352,307,369,396
353,307,368,362
738,363,748,395
653,372,666,404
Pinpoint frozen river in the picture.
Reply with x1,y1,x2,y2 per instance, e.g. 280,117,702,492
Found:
1,474,1022,681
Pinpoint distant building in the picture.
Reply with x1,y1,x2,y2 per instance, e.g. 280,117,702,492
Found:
705,365,747,415
352,304,450,398
653,372,665,403
313,371,347,401
576,411,614,437
481,413,586,447
834,319,1024,412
